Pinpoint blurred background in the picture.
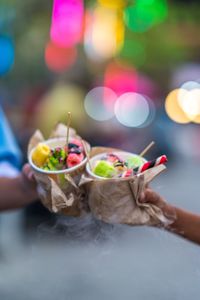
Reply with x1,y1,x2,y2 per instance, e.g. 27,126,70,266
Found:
1,0,200,299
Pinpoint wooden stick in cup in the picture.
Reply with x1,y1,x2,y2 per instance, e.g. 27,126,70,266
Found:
82,140,92,171
66,112,71,148
139,141,155,157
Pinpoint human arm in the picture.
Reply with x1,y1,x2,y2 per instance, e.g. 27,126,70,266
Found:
0,163,38,211
140,189,200,245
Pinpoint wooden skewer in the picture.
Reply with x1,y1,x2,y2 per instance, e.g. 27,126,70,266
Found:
66,112,71,147
139,141,155,157
82,140,92,171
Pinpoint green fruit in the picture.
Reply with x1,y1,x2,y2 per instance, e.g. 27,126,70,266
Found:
60,149,66,160
43,166,50,171
93,161,116,178
49,156,59,165
47,161,57,170
127,156,144,168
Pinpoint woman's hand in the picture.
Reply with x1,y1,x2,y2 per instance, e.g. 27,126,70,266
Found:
0,163,38,211
20,163,38,201
139,188,200,245
139,188,177,224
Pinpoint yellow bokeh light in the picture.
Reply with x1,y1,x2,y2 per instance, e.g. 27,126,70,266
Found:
92,7,124,57
84,7,124,60
165,89,190,124
178,88,200,121
98,0,126,10
34,83,87,136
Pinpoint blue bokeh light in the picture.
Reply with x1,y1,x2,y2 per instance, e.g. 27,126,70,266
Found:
0,35,15,76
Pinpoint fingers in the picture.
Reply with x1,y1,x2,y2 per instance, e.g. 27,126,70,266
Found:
145,189,160,204
19,165,38,201
139,189,156,203
139,188,176,222
22,163,35,181
139,188,165,208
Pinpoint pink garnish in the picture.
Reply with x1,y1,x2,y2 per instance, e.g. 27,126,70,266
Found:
123,169,133,177
67,153,84,168
107,153,122,163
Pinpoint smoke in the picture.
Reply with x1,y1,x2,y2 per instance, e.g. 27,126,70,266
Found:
37,213,124,244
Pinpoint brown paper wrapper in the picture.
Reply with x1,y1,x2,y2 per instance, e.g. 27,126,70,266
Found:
80,147,174,227
28,124,90,216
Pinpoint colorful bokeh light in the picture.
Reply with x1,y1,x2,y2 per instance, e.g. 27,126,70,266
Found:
98,0,126,9
50,0,84,47
84,87,117,121
124,0,168,32
104,62,138,96
140,96,156,128
180,80,200,91
177,82,200,123
45,41,77,73
114,92,150,127
165,89,190,124
0,35,14,76
166,80,200,124
84,7,124,61
35,83,86,136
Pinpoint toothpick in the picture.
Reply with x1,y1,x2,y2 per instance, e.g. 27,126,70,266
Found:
139,141,155,157
66,112,71,146
82,140,92,170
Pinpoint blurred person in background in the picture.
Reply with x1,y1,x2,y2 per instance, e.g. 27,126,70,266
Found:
140,189,200,245
0,107,38,211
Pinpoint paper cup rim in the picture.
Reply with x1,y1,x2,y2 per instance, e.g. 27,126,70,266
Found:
86,151,146,180
29,137,89,175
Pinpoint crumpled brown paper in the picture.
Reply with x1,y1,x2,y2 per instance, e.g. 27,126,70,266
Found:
80,147,174,227
28,124,89,216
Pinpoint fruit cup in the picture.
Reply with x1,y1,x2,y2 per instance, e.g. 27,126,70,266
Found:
80,147,171,227
28,125,90,216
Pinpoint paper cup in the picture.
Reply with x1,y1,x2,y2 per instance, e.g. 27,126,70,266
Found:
82,148,166,226
86,151,146,179
29,137,89,176
28,137,90,216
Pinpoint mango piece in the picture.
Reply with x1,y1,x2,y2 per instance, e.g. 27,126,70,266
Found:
32,143,50,167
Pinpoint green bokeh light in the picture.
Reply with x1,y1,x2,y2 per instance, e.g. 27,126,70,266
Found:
124,0,168,32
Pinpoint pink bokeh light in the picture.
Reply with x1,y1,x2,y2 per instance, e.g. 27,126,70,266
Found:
45,41,77,72
50,0,84,47
104,62,138,97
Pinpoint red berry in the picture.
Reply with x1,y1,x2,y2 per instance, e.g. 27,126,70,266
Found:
67,153,84,168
